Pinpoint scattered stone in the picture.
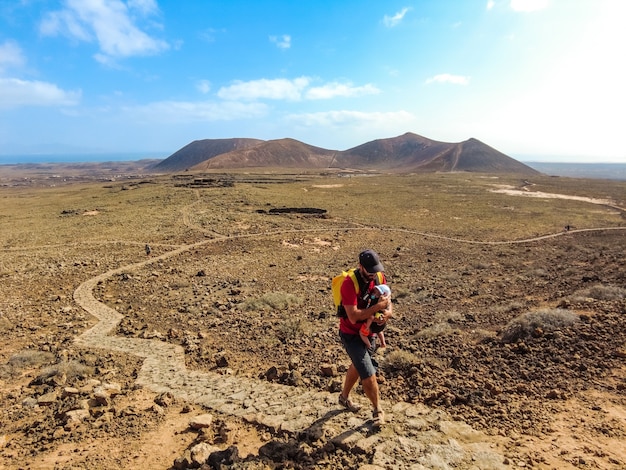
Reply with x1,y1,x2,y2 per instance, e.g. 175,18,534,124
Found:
155,391,175,407
21,397,38,408
150,404,165,416
64,409,90,429
62,387,80,398
207,445,240,468
265,366,279,381
37,391,57,406
190,442,220,466
288,355,301,370
215,353,229,368
320,363,338,377
181,404,194,413
190,414,214,429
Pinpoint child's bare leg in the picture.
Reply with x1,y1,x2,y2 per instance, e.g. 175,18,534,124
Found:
379,331,386,348
359,331,372,349
360,319,373,349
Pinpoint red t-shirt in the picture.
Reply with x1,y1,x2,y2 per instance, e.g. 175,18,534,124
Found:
339,272,387,335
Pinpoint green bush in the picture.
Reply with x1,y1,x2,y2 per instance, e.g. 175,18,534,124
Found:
500,308,578,343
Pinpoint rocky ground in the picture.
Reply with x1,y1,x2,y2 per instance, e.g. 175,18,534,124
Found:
0,169,625,469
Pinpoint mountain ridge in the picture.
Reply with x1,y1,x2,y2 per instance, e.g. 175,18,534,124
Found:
154,132,540,175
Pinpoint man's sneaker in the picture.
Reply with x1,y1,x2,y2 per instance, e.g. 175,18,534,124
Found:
338,394,361,413
373,408,386,425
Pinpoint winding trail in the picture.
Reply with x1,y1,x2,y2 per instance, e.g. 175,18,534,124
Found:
71,216,625,468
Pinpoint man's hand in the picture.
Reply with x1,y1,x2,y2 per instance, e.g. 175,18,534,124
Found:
374,295,392,325
376,294,390,311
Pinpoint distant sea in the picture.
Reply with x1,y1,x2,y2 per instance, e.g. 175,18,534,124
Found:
523,162,626,181
1,153,624,181
0,153,166,165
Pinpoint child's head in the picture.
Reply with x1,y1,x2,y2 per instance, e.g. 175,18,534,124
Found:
373,284,391,298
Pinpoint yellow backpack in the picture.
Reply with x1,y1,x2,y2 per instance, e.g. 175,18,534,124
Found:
332,268,384,312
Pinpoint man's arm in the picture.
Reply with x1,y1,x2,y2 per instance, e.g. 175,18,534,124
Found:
344,295,390,324
376,298,393,325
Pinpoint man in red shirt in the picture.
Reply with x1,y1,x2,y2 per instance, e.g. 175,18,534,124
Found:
337,249,392,425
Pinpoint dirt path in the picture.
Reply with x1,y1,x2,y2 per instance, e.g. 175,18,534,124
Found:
66,184,626,468
72,228,510,468
71,209,626,469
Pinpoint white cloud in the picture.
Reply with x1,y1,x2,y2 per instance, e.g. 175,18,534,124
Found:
199,27,225,43
39,0,169,63
196,79,211,94
383,7,410,28
486,0,496,11
510,0,549,12
217,77,381,102
269,34,291,49
127,0,159,16
425,73,470,85
305,82,380,100
40,9,91,41
123,100,268,122
0,40,26,73
287,110,414,127
217,77,311,101
0,78,81,109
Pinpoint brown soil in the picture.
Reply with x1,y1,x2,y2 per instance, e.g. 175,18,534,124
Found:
1,168,625,469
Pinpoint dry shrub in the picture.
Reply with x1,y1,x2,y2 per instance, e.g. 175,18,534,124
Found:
383,350,420,370
500,308,578,343
37,360,94,382
416,322,460,339
573,284,626,302
473,261,490,270
276,317,306,342
1,350,56,379
495,301,525,315
414,309,466,338
7,350,55,368
529,268,549,278
243,292,303,311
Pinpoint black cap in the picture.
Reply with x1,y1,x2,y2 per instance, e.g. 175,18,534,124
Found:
359,249,384,273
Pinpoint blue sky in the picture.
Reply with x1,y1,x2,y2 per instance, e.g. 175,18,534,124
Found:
1,0,625,163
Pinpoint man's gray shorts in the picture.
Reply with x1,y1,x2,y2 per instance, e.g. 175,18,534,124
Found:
339,331,378,379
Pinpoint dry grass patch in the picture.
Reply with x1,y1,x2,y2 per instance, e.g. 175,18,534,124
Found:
34,360,95,383
500,308,579,343
7,350,56,368
571,284,626,302
0,350,57,380
276,317,309,342
383,350,421,370
415,310,464,339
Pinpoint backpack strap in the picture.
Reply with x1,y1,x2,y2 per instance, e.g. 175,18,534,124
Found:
346,269,360,294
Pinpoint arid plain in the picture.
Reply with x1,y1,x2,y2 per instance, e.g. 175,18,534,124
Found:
1,165,625,469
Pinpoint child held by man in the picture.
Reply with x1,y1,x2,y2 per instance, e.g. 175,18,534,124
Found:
359,284,391,350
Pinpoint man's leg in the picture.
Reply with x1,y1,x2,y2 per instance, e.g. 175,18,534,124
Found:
361,374,380,411
362,374,385,424
341,363,359,398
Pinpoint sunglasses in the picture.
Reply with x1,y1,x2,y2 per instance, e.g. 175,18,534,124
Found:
360,266,376,280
